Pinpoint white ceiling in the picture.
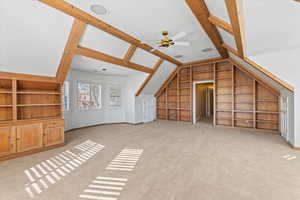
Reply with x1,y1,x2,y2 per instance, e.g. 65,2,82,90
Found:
71,55,147,76
0,0,73,76
141,61,177,95
1,0,298,93
66,0,220,63
243,0,300,56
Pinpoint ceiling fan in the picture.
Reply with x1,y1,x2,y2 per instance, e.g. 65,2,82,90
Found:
142,31,190,52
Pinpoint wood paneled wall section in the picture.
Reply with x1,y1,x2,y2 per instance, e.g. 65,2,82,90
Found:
156,61,280,132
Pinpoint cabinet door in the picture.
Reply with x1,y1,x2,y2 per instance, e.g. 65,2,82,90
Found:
44,127,64,147
0,126,16,157
17,123,43,153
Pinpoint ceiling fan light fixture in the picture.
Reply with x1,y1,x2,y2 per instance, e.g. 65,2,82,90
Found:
90,4,108,15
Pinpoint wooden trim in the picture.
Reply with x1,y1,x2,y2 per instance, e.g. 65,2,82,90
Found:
123,45,137,63
208,15,234,35
244,58,294,92
182,57,225,67
0,72,56,82
155,66,180,97
228,58,281,96
76,46,153,74
213,63,216,126
225,0,245,58
185,0,229,58
12,79,17,121
0,143,64,162
232,65,235,127
294,0,300,3
253,79,256,129
39,0,182,66
56,19,86,83
135,59,164,96
223,43,239,56
65,122,143,133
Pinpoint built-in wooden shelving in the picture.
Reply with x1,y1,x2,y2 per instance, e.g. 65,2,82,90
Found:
156,60,280,132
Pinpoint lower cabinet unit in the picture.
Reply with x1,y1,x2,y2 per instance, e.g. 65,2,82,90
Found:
0,126,16,157
44,119,64,147
0,118,65,161
16,123,43,153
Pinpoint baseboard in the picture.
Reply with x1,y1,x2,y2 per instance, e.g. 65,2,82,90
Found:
65,122,144,132
287,141,300,150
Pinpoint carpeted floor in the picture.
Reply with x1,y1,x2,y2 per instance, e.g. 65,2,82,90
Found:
1,120,300,200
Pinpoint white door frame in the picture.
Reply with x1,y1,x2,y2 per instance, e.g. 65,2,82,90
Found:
193,80,214,124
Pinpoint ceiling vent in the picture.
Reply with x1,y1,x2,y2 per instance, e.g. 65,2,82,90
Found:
174,55,184,58
202,48,213,53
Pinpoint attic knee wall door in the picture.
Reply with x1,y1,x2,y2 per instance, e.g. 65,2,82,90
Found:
156,61,280,132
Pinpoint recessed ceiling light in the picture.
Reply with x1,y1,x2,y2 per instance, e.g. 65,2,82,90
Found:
174,55,184,58
90,4,108,15
202,48,213,52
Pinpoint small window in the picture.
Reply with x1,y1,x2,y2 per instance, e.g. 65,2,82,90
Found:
77,81,101,110
63,81,70,112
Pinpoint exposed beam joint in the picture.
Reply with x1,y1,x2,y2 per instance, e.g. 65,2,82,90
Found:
76,46,153,74
208,15,234,35
135,59,164,96
56,19,86,83
225,0,245,58
185,0,229,58
39,0,182,66
222,43,239,56
123,45,137,63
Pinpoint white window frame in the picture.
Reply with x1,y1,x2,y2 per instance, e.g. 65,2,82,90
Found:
77,81,102,110
63,81,70,112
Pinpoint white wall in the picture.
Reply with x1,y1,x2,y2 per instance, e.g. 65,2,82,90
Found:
64,70,149,131
249,48,299,147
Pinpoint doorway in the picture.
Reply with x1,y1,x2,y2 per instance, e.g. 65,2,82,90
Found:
193,81,214,124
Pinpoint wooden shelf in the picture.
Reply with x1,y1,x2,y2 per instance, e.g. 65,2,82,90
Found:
216,69,232,72
256,120,279,124
0,105,13,108
17,91,61,95
256,111,279,114
0,91,12,94
256,100,278,103
235,93,253,95
17,104,61,107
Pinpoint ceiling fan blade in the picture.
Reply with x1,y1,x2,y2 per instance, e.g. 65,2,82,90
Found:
171,32,187,41
174,41,190,46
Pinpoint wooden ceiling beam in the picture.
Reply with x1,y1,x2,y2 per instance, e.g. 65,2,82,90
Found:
208,15,234,35
225,0,245,58
39,0,182,66
56,19,86,83
123,45,137,63
135,59,164,96
76,46,153,74
185,0,229,58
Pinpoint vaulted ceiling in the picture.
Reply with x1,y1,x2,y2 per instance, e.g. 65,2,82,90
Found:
0,0,299,93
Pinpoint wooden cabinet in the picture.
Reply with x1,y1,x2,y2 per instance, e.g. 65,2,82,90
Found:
44,119,64,147
16,123,43,153
0,126,16,157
